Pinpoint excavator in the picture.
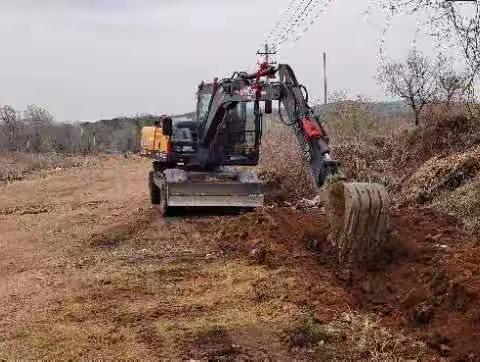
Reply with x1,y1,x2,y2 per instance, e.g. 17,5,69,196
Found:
140,120,168,158
148,63,389,266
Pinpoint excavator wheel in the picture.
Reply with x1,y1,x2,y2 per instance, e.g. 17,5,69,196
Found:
326,181,390,270
149,171,170,216
149,171,161,205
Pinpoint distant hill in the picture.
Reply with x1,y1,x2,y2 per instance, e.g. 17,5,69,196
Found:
371,101,411,117
314,100,410,118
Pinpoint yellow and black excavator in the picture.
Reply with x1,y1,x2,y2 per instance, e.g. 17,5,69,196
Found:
149,63,389,266
140,120,169,159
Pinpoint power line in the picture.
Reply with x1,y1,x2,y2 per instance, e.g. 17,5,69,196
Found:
272,0,316,51
263,0,309,51
259,0,338,55
294,1,337,49
263,0,301,48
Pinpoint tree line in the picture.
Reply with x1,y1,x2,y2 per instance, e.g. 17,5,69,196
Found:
0,105,158,154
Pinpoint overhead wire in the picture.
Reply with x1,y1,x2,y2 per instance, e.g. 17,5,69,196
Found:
258,0,338,55
279,0,337,52
253,0,340,115
271,0,316,51
262,0,301,50
273,0,321,51
259,0,309,53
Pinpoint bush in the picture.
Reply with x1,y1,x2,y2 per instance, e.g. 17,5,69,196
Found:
404,146,480,204
433,176,480,235
258,117,315,203
0,153,95,183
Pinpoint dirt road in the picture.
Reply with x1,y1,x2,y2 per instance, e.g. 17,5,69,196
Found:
0,156,479,360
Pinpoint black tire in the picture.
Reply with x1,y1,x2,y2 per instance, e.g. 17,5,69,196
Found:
149,171,161,205
158,184,169,217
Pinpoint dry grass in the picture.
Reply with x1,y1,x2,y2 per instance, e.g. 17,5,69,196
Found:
340,109,480,237
433,175,480,235
313,312,428,361
257,105,407,203
0,153,469,359
406,111,480,165
286,311,427,360
0,251,300,359
326,106,480,202
321,97,409,144
0,152,96,183
405,145,480,204
259,116,315,202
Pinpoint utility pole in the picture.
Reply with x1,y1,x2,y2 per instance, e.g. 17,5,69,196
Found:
256,43,277,67
323,52,328,105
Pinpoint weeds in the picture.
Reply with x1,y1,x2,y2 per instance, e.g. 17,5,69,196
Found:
316,312,427,360
286,312,427,360
259,117,315,202
433,176,480,235
0,152,95,183
287,316,329,349
405,145,480,204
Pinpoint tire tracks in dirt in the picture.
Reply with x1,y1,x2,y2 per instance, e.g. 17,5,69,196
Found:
1,156,478,360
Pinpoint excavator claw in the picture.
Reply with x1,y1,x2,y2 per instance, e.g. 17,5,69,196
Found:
326,181,390,268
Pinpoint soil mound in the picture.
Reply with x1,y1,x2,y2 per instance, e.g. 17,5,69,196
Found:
405,146,480,204
206,206,480,360
210,208,330,266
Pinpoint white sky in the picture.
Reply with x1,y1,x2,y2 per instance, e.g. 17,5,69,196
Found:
0,0,449,121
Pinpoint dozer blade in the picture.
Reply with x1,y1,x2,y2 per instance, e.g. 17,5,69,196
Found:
162,169,264,208
326,181,390,267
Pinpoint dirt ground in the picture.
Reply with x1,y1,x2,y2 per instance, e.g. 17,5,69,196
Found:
0,156,479,360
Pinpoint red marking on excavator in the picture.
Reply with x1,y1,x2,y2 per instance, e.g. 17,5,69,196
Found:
301,117,324,140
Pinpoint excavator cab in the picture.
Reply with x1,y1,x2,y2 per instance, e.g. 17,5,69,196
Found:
214,102,261,166
196,82,262,167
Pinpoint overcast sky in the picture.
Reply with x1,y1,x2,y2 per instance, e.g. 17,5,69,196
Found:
0,0,439,121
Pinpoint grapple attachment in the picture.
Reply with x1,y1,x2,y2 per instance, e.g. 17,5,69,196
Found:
326,181,390,267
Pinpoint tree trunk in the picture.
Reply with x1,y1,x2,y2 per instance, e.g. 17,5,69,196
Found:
414,111,420,126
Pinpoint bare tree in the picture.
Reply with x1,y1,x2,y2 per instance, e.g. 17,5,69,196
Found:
441,1,480,83
378,1,480,95
437,67,468,109
23,105,54,152
378,49,438,126
0,105,19,151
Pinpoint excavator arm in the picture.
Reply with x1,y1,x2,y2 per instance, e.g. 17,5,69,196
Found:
192,64,390,268
275,64,341,187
